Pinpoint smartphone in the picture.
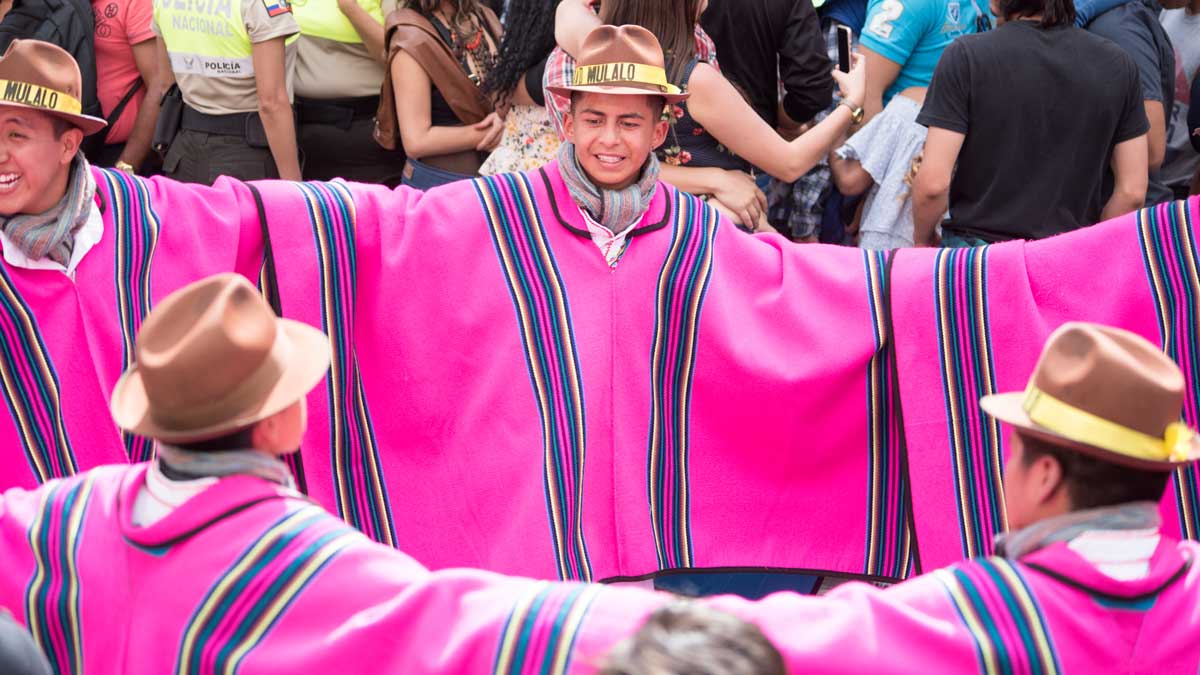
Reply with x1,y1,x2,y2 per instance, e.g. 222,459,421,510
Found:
836,25,852,73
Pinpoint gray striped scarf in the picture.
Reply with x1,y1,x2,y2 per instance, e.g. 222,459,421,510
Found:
1,153,95,266
558,142,659,234
993,501,1160,560
157,444,296,489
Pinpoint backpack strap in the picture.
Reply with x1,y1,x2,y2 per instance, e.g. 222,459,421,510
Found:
104,79,144,131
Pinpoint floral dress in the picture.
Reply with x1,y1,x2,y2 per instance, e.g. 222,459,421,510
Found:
479,104,562,176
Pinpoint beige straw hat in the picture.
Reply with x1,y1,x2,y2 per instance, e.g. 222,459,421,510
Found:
110,273,331,443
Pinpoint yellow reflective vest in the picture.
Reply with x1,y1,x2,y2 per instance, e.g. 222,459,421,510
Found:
154,0,256,77
292,0,382,44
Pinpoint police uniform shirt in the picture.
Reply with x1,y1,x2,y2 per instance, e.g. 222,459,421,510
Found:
293,0,397,100
152,0,300,115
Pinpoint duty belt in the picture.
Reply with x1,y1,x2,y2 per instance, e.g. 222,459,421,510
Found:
180,104,267,139
295,95,380,129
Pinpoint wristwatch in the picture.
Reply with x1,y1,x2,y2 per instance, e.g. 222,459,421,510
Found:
115,161,135,174
838,100,864,125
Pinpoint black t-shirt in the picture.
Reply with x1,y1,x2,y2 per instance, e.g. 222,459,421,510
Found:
1190,72,1200,153
917,21,1148,241
701,0,833,126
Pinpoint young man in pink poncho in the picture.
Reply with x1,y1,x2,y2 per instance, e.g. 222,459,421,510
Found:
703,322,1200,672
0,272,678,674
0,38,286,492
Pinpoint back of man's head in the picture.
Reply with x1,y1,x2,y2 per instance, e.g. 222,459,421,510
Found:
994,0,1077,28
599,603,785,675
1017,431,1172,510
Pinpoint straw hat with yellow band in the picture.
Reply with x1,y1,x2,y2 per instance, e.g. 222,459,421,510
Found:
547,25,689,104
980,322,1200,471
0,40,106,136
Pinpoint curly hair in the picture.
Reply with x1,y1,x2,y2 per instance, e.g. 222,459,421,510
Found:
482,0,557,103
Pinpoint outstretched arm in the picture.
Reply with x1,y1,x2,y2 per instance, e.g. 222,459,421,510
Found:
686,55,866,183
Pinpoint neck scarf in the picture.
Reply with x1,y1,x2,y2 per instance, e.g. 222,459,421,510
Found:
0,152,95,266
156,444,297,490
993,501,1161,559
558,142,660,235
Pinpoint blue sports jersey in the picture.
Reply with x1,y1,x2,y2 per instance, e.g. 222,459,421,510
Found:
860,0,990,103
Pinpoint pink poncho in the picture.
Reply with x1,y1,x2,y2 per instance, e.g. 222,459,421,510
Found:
1,165,1198,585
249,164,912,582
5,466,1198,673
892,198,1200,570
0,169,265,488
711,534,1200,674
0,465,668,674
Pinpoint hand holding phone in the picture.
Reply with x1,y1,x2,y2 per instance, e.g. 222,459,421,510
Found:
836,25,852,73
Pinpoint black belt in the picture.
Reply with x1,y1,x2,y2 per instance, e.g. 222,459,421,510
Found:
295,95,379,128
180,104,265,138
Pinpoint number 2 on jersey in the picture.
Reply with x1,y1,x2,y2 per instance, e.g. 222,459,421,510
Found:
867,0,905,40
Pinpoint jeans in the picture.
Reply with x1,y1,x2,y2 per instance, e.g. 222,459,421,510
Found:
402,158,474,191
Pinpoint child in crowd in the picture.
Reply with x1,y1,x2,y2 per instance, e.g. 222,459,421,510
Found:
599,603,785,675
829,86,931,249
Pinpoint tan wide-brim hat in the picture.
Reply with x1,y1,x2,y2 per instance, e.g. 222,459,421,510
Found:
980,322,1200,471
111,273,331,444
0,40,106,136
547,25,690,104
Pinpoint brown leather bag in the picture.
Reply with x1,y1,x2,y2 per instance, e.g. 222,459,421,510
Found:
374,8,501,154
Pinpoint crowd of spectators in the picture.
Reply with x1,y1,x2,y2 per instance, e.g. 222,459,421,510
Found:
0,0,1191,246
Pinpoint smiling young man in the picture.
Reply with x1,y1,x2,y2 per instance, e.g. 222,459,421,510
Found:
0,39,299,492
0,28,907,594
234,22,938,591
551,27,682,265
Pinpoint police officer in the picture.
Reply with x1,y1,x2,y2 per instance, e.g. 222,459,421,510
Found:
152,0,302,182
292,0,401,186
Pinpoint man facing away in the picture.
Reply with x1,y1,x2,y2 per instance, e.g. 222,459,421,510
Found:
701,322,1200,672
912,0,1150,245
0,272,675,673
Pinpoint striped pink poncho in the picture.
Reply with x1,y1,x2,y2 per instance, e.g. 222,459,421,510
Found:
1,164,1198,585
712,533,1200,674
0,465,667,674
5,465,1197,674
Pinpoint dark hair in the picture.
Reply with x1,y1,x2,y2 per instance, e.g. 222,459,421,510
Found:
598,603,786,675
402,0,484,31
48,115,77,138
1018,432,1172,510
599,0,700,86
172,426,257,453
482,0,557,104
994,0,1075,29
569,90,667,116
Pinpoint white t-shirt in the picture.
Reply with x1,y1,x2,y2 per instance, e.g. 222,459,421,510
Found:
1159,8,1200,189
